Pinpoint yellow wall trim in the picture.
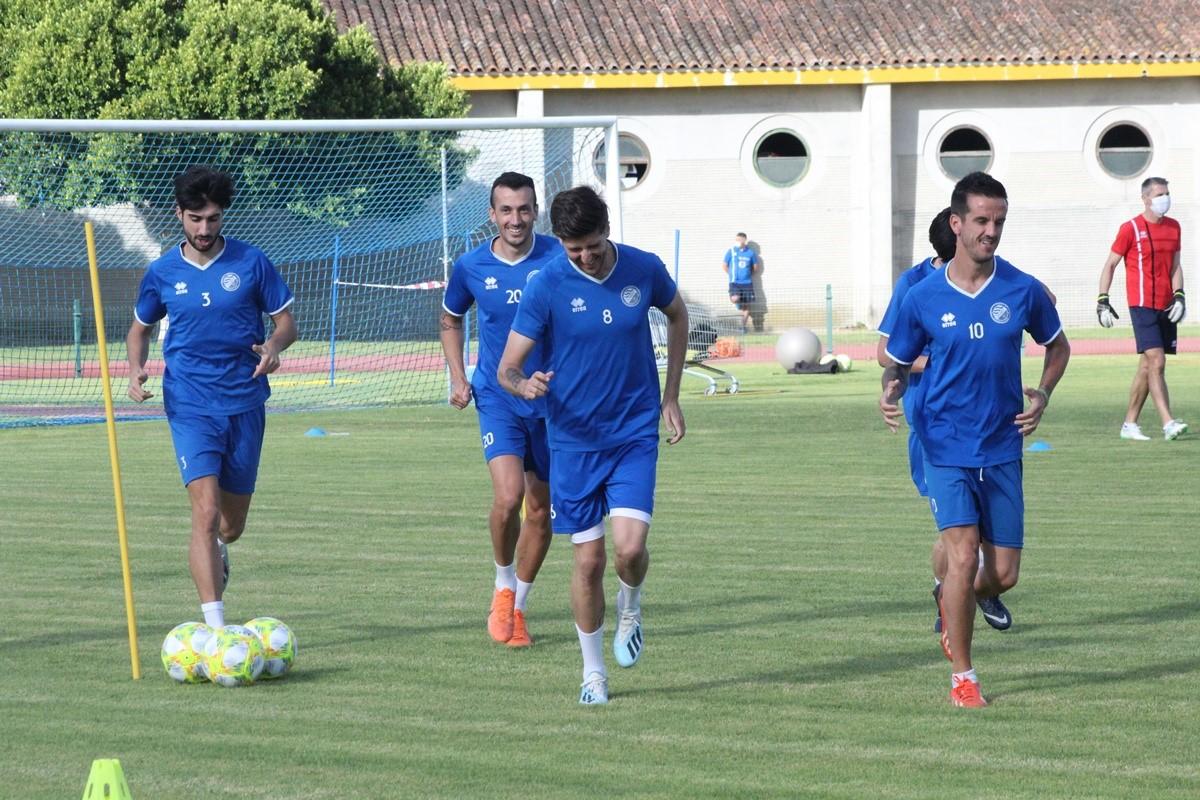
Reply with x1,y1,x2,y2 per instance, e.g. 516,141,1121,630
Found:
453,61,1200,91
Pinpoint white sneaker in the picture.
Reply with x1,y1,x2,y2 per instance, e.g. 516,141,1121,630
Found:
1120,422,1151,441
579,671,609,705
613,608,643,668
1164,419,1189,441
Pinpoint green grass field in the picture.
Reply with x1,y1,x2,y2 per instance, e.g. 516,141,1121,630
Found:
1,354,1198,799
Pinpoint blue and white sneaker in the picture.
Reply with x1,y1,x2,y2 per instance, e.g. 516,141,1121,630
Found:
579,672,609,705
613,609,643,668
977,594,1012,631
217,539,230,592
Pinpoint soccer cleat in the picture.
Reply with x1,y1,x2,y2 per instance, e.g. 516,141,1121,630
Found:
506,609,532,648
1164,419,1189,441
1120,422,1151,441
933,583,952,661
579,671,609,705
932,584,943,633
977,594,1013,631
487,588,515,643
217,539,230,592
613,609,644,668
950,676,988,708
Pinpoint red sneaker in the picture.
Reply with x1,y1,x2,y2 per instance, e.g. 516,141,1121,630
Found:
950,677,988,708
487,588,515,643
506,609,533,648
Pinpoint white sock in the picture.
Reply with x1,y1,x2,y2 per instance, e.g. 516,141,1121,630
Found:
494,561,516,592
952,668,978,686
576,624,606,680
201,601,225,628
617,577,642,613
515,579,533,611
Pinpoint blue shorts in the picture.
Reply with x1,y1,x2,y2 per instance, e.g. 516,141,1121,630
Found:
907,430,928,497
550,437,658,536
1129,306,1177,354
922,458,1024,549
167,407,266,494
477,407,550,483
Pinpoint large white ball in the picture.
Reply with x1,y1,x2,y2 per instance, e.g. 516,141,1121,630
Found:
204,624,265,687
775,327,822,369
245,617,297,679
161,622,214,684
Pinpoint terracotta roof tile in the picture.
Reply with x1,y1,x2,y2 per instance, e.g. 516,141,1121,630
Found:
321,0,1200,75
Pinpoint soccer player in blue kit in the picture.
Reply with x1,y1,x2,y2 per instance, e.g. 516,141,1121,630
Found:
880,172,1070,707
125,166,296,629
440,172,559,648
878,209,1017,636
497,186,689,704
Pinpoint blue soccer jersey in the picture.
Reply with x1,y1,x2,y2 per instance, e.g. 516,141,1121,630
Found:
134,237,294,417
885,257,1062,468
724,246,756,285
442,233,561,417
511,242,678,451
878,256,940,425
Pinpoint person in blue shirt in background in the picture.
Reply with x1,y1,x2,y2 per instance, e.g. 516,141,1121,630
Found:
880,172,1070,708
497,185,689,705
440,172,560,649
878,208,1019,637
125,166,297,630
723,232,758,332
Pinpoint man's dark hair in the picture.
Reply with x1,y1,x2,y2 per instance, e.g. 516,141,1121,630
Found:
550,186,609,240
929,207,956,262
1141,176,1168,194
490,171,537,207
174,166,235,211
735,231,747,238
950,171,1007,218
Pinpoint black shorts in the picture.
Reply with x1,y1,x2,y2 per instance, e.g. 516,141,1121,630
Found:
1129,306,1177,354
729,283,755,309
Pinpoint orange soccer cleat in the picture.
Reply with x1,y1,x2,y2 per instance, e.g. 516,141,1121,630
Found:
950,677,988,708
488,588,515,643
506,609,533,648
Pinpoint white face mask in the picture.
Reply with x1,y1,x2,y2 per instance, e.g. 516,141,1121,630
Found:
1150,194,1171,215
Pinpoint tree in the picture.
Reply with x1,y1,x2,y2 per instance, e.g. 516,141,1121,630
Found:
0,0,470,219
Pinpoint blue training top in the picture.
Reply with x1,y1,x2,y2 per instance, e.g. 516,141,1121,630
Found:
442,233,562,418
877,256,940,426
724,246,756,285
134,237,294,417
512,242,678,451
885,256,1062,468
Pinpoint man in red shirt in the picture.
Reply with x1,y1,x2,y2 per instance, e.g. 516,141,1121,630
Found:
1097,177,1188,441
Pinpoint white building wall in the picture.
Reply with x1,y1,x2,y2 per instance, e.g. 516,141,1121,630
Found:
468,77,1199,329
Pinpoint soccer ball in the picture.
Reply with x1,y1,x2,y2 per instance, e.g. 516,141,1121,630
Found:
161,622,214,684
203,624,266,687
835,353,853,372
245,617,297,679
775,327,822,369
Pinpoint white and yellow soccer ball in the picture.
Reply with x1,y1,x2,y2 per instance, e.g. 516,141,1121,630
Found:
161,622,215,684
245,617,297,679
203,624,266,687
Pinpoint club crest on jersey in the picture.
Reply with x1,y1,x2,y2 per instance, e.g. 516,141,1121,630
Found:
940,312,957,328
174,281,188,295
484,276,498,290
989,302,1011,324
620,285,641,307
570,297,587,313
526,270,539,283
220,272,241,292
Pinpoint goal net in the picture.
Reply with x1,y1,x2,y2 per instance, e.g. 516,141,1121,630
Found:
0,117,619,427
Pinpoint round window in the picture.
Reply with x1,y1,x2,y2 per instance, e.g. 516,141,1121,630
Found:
593,134,650,189
753,131,809,187
1097,123,1152,178
938,127,993,179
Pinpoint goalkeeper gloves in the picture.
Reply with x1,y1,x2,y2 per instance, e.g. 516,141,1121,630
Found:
1096,294,1119,328
1166,290,1186,324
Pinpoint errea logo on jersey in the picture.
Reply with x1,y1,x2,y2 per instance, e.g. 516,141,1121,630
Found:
571,297,587,313
941,312,957,328
174,281,188,295
484,276,498,290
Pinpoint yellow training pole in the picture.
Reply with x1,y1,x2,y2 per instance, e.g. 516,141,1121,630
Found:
85,222,141,680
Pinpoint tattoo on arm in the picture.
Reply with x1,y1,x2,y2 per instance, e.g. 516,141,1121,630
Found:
504,367,524,392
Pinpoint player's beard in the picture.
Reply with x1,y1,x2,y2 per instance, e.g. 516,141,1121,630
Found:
187,232,220,253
